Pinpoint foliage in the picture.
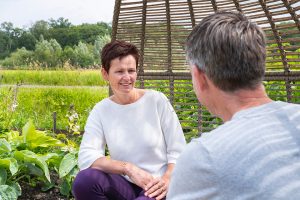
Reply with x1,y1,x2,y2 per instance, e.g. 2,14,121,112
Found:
0,48,34,69
73,42,95,67
48,21,111,48
29,20,50,41
34,38,63,68
0,79,81,197
0,19,111,69
94,34,111,59
0,39,102,69
0,22,19,59
49,17,72,29
0,120,79,198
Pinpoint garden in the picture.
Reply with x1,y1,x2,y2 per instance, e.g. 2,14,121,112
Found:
0,12,300,200
0,70,108,199
1,69,299,200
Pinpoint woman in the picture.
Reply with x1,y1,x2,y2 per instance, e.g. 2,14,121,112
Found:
72,40,186,200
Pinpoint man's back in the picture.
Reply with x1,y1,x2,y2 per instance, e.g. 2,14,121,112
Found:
167,101,300,200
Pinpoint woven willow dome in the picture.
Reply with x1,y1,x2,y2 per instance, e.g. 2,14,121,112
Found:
111,0,300,138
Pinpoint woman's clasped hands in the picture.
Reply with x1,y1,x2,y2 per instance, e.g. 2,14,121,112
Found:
144,177,168,200
125,163,168,200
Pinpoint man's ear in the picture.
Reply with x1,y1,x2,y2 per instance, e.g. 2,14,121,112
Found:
101,67,109,81
191,65,208,92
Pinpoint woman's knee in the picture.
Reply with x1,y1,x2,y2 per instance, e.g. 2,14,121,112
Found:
72,168,108,194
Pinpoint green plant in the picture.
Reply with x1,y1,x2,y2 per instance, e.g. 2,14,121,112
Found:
0,120,79,198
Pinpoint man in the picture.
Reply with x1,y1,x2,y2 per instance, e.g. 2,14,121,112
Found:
167,11,300,200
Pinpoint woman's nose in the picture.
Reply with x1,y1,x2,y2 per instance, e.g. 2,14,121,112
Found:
122,71,130,79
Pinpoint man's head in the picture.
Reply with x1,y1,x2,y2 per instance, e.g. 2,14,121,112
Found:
101,40,139,73
186,11,266,92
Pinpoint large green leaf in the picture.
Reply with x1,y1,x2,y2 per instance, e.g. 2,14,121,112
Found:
22,121,64,149
13,150,50,182
41,181,55,192
0,185,18,200
26,163,44,177
22,120,35,143
0,158,18,176
0,168,7,185
10,182,21,197
5,131,19,141
39,153,59,163
39,153,61,170
0,139,11,153
5,131,23,149
59,152,77,178
68,166,79,180
59,178,71,197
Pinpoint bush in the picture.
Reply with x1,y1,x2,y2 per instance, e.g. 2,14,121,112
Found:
0,48,34,69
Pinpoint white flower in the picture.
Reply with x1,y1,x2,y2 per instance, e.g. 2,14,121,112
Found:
11,102,18,112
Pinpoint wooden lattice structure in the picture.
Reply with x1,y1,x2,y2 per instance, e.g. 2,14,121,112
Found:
112,0,300,139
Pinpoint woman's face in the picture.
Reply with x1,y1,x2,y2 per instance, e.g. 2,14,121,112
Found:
101,55,137,95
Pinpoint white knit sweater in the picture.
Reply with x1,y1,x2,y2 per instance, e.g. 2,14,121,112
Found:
78,89,186,178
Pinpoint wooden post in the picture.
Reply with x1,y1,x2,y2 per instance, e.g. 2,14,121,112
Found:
53,112,57,133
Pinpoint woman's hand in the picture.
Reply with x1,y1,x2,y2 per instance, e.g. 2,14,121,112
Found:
124,163,154,189
144,176,169,200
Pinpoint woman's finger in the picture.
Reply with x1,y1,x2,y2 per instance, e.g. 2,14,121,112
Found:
156,189,167,200
147,181,166,198
145,178,160,194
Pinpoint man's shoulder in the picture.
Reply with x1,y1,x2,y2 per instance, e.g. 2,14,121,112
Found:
198,120,241,145
278,101,300,114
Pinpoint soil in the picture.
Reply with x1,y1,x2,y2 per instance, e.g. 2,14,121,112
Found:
18,181,71,200
17,172,75,200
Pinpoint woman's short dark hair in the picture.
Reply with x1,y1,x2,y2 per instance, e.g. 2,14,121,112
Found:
101,40,139,73
186,11,266,92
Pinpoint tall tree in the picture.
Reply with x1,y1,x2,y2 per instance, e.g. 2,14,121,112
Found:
30,20,50,40
49,17,72,28
17,32,36,51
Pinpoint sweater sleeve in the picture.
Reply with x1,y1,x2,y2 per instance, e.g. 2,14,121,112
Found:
78,106,106,170
157,92,186,163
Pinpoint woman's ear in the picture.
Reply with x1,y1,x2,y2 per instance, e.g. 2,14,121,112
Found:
101,68,109,81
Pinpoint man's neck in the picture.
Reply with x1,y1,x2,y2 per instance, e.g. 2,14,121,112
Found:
215,85,273,122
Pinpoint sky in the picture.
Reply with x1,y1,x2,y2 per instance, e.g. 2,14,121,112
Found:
0,0,115,28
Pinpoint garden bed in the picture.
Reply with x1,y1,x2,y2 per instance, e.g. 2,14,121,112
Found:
18,181,70,200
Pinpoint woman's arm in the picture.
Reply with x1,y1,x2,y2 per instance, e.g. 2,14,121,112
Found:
157,92,186,163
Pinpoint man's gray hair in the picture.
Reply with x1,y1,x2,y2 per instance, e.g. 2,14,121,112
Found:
186,11,266,92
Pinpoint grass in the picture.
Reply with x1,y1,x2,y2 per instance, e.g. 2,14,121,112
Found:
0,86,108,130
0,69,107,86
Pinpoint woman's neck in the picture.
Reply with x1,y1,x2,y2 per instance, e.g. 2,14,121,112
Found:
111,88,140,105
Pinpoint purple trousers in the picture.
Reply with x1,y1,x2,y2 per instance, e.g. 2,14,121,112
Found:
72,168,156,200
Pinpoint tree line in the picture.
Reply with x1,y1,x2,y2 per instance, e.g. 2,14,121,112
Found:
0,17,112,69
